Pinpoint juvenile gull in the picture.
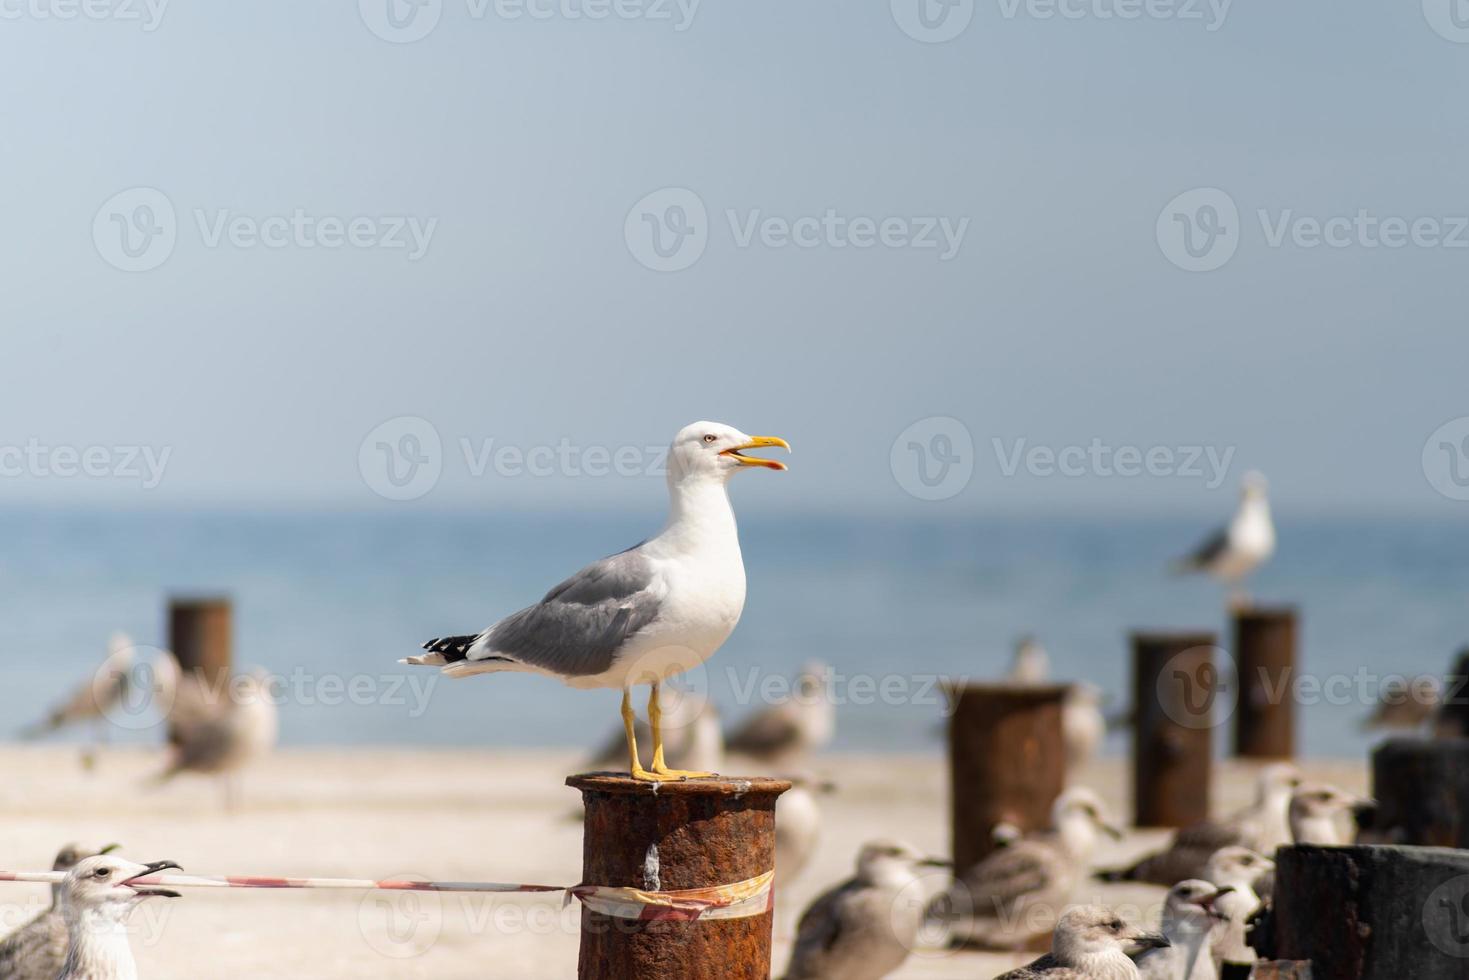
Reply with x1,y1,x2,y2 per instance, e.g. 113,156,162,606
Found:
1361,675,1441,732
1288,783,1366,845
725,661,834,764
56,855,181,980
1136,880,1231,980
1172,471,1274,606
783,840,948,980
1097,764,1298,886
155,668,278,809
941,787,1123,950
0,844,120,980
1200,848,1271,968
404,422,787,782
1008,636,1051,685
21,633,134,745
995,905,1169,979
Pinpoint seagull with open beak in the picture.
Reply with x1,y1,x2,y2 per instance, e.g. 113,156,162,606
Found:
56,856,182,980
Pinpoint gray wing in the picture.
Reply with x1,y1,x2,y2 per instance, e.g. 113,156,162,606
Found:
472,548,662,678
1176,524,1229,571
1118,820,1243,885
960,841,1056,914
785,880,861,979
995,955,1081,979
726,706,798,757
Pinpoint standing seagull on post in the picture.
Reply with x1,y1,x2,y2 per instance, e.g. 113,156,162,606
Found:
1172,471,1275,608
403,421,788,782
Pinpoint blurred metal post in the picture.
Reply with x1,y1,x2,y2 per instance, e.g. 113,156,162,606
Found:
568,774,789,980
1371,738,1469,847
1233,606,1298,758
946,683,1068,877
167,596,232,736
1131,630,1216,828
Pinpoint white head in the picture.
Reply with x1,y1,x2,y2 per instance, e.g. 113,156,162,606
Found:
853,839,948,889
795,661,829,701
1052,905,1169,966
1241,470,1268,499
1009,635,1050,683
59,855,181,923
1290,783,1366,844
666,421,789,488
1163,879,1233,929
1204,846,1274,890
1053,787,1124,856
49,843,121,903
1256,763,1302,804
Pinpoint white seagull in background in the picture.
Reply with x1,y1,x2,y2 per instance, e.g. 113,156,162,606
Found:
1007,635,1050,685
404,421,789,782
1173,471,1275,607
21,633,135,766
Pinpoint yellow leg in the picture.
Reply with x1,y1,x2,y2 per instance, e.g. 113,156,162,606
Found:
624,688,681,783
649,682,715,779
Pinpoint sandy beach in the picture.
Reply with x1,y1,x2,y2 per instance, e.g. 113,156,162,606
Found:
0,745,1368,979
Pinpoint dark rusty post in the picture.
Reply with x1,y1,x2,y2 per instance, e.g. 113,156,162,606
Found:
167,596,232,739
1272,844,1469,979
946,683,1067,877
567,774,789,980
1233,606,1297,758
1132,631,1217,828
1371,738,1469,847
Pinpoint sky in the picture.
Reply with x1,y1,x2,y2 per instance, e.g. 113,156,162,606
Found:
2,0,1468,518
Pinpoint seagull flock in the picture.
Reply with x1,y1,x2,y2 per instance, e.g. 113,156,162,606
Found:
1,426,1412,979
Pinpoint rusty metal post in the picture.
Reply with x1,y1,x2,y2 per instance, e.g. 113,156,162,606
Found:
1272,844,1469,979
567,774,789,980
946,683,1067,877
1371,738,1469,847
1131,631,1217,828
167,597,232,739
1233,606,1297,758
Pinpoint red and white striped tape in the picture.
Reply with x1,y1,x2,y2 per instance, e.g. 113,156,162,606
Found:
0,869,775,922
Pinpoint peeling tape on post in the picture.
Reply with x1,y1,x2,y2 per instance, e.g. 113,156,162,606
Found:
0,868,776,922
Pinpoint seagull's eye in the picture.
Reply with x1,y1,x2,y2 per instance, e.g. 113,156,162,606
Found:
1110,919,1123,931
703,434,716,444
94,868,110,879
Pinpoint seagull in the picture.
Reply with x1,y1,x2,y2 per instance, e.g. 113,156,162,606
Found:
155,668,278,809
1288,783,1367,845
1008,636,1051,685
1200,848,1271,969
725,661,834,764
404,422,789,782
782,840,948,980
55,855,181,980
1063,682,1106,770
775,775,835,890
995,905,1170,979
1137,880,1232,980
21,633,135,759
939,787,1123,950
1096,764,1299,886
0,844,121,980
1361,675,1441,732
1172,471,1275,607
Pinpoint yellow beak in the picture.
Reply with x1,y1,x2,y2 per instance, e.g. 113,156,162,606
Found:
721,436,791,470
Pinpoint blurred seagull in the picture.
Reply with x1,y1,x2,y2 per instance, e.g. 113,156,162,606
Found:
55,855,181,980
1097,764,1299,886
1137,880,1232,980
725,661,834,764
0,843,121,980
404,422,788,782
21,634,135,758
1063,682,1106,770
939,787,1123,950
1361,675,1441,732
782,840,948,980
1288,783,1368,845
155,668,278,810
775,775,836,890
995,906,1170,979
1172,471,1275,607
1201,848,1272,968
1007,636,1050,685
